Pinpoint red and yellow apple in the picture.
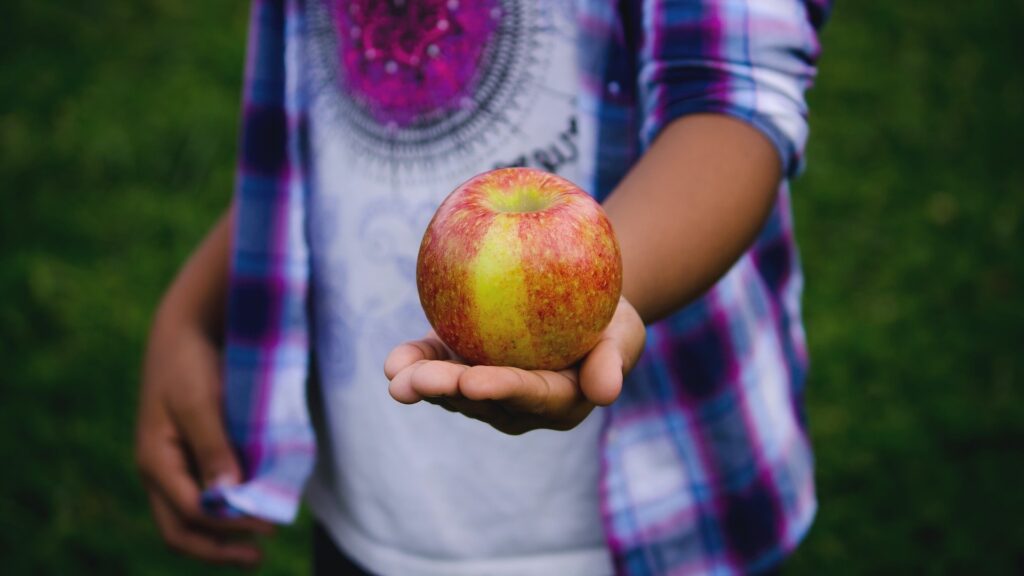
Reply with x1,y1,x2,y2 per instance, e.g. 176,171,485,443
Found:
416,167,622,370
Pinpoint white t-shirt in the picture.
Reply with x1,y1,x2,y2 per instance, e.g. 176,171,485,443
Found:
301,1,612,574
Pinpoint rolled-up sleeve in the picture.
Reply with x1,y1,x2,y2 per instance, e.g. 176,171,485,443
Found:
637,0,830,177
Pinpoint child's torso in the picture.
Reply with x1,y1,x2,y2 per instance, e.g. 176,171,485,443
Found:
302,1,612,574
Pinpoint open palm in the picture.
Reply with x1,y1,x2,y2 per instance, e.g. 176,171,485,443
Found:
384,297,645,435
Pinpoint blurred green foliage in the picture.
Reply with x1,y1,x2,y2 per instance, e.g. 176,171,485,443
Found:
790,2,1024,573
1,0,1021,574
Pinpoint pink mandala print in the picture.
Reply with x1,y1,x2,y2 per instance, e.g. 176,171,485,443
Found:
333,0,502,127
309,0,541,179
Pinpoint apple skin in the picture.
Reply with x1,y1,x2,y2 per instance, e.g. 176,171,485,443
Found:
416,167,623,371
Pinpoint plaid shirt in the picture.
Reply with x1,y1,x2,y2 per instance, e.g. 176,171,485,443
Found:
207,0,831,574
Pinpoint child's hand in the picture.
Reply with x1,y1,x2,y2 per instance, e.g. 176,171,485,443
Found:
384,297,645,435
135,315,275,566
135,211,274,566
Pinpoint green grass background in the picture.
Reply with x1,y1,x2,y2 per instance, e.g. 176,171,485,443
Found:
2,1,1022,573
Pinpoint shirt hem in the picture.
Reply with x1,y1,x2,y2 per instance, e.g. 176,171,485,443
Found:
305,476,614,576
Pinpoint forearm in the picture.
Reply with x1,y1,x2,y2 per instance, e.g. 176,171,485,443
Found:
152,208,233,342
602,114,782,324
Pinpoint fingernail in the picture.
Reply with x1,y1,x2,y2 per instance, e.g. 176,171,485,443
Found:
206,473,239,490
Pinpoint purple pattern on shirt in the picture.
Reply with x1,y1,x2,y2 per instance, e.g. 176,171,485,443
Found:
209,0,831,572
331,0,501,126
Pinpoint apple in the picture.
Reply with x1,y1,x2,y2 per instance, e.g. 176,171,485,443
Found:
416,167,623,371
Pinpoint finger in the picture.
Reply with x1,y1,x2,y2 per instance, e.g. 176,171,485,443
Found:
384,336,451,380
457,366,580,416
163,337,245,491
388,360,428,404
578,339,625,407
149,492,263,566
580,298,646,406
139,435,274,535
408,360,469,399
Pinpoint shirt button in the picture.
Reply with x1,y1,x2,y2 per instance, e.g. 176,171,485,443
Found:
607,81,621,96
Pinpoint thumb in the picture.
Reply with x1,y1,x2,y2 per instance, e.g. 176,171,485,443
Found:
579,297,646,406
579,338,625,406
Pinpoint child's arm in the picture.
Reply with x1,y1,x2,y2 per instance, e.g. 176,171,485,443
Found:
384,0,826,434
385,112,781,433
606,114,781,323
135,208,274,565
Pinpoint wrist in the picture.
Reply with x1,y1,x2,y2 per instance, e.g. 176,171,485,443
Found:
149,210,232,347
150,291,219,349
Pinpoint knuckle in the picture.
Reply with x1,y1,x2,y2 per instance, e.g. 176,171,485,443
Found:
458,381,484,401
178,506,206,528
460,369,494,401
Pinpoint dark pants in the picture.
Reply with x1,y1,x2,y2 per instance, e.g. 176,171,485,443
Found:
313,522,782,575
313,523,376,576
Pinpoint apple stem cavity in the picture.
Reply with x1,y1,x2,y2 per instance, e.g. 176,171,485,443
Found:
484,185,558,214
